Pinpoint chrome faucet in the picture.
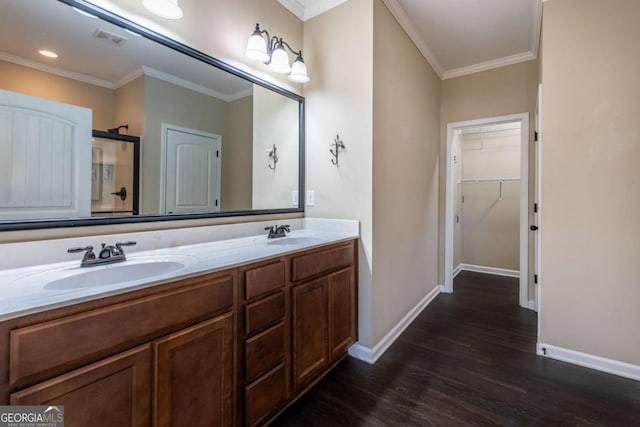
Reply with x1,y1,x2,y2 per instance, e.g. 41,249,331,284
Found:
265,224,290,239
68,241,136,267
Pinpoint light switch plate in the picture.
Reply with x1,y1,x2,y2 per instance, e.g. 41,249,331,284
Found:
306,190,315,206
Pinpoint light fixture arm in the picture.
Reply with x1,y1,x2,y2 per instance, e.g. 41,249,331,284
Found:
252,23,304,64
247,23,310,82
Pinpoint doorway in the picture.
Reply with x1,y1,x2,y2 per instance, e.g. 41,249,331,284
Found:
444,113,534,309
160,123,222,214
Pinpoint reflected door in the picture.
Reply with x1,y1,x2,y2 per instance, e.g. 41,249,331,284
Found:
163,125,221,214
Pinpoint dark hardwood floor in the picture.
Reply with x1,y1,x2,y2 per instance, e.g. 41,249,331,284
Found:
272,271,640,426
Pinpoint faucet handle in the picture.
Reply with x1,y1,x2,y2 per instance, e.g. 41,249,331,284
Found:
282,224,291,232
264,226,274,231
115,241,136,255
68,246,94,254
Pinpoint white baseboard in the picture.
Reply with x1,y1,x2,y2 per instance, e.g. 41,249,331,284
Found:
348,285,441,365
457,263,520,278
537,342,640,382
439,284,449,293
453,264,463,278
527,300,537,311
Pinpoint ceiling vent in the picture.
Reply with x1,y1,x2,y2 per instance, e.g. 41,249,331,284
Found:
92,29,128,47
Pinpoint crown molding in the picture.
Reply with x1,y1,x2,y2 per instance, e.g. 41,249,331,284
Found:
442,51,536,80
532,0,543,57
381,0,444,78
0,51,114,89
278,0,351,21
113,68,145,89
141,66,248,102
226,88,253,102
303,0,349,20
277,0,305,20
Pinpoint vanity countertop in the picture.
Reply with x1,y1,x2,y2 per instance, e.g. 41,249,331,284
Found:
0,219,359,322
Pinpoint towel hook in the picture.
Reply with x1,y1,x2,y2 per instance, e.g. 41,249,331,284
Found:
330,134,345,166
268,144,278,170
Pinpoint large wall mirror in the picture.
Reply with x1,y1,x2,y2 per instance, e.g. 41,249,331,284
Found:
0,0,304,230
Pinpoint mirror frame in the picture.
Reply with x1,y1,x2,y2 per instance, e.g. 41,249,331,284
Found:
0,0,305,231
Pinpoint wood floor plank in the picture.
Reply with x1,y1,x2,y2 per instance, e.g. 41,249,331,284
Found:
273,271,640,426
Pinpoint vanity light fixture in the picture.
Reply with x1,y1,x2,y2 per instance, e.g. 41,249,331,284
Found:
246,23,310,83
142,0,183,20
38,50,58,58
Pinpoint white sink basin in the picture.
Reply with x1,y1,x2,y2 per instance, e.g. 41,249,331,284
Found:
266,236,323,246
12,255,198,291
253,235,323,246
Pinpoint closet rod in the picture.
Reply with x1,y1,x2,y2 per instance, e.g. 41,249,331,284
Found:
459,178,520,183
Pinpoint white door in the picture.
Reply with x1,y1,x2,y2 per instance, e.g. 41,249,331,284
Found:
162,125,221,214
0,89,92,220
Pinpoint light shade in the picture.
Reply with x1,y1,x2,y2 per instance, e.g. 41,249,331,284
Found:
289,56,310,83
246,34,269,62
269,46,291,74
142,0,183,19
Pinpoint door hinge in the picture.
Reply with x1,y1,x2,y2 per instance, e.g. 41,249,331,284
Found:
216,150,219,158
534,274,538,284
534,131,539,142
534,203,538,213
215,199,218,207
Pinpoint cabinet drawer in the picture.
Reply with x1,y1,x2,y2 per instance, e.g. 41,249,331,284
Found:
245,323,285,382
245,364,287,427
291,242,354,282
244,261,285,301
244,292,284,337
10,274,233,388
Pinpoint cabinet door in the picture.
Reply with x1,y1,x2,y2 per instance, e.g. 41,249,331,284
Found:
154,313,233,427
292,277,328,389
329,268,357,360
10,345,151,427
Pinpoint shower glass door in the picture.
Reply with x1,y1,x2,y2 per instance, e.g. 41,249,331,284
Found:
91,131,140,216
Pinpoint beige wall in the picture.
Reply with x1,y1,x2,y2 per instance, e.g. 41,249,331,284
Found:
143,76,228,213
540,0,640,365
371,0,441,345
222,96,253,211
252,85,299,210
0,60,115,130
459,130,520,270
304,0,374,346
441,60,538,298
114,76,145,138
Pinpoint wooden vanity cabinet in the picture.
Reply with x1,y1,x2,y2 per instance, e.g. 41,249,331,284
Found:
0,239,358,427
238,259,290,427
1,270,236,427
291,246,357,391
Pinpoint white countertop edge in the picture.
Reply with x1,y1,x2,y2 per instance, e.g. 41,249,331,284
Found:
0,221,359,322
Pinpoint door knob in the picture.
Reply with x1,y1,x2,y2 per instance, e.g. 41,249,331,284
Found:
111,186,127,201
530,225,539,231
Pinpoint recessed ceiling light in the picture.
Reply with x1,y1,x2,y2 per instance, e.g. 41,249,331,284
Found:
142,0,183,20
39,50,58,58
